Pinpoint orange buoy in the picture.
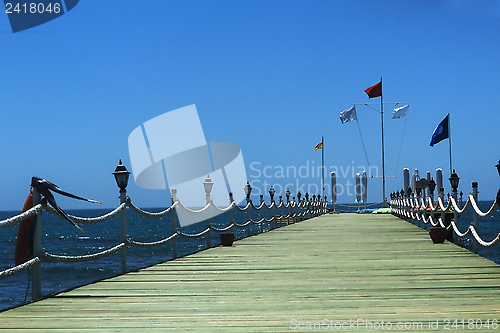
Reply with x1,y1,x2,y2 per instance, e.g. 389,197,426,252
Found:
14,191,36,265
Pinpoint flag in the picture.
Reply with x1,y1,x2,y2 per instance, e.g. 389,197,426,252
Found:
339,106,357,124
364,81,382,98
314,141,323,149
392,105,409,119
430,114,449,147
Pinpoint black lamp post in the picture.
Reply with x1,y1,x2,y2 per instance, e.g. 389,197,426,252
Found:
244,182,252,203
113,159,130,274
297,191,302,202
449,170,460,193
428,178,436,199
113,159,130,194
269,186,275,203
496,160,500,177
285,189,291,203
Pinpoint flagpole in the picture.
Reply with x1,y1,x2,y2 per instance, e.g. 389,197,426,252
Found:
321,136,325,199
380,77,387,207
448,113,453,174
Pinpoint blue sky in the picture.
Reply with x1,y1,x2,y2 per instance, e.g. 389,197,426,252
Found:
0,0,499,211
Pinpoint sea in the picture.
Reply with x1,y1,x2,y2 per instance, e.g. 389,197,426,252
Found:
0,201,499,312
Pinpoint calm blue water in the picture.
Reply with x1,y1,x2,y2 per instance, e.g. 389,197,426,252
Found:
1,201,498,312
0,205,277,311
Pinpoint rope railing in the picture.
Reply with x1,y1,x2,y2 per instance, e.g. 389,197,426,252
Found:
390,184,500,249
0,257,41,278
44,202,127,224
44,243,126,263
331,201,384,208
177,228,211,238
469,195,498,218
209,224,235,233
126,200,177,217
233,220,252,228
0,204,42,228
0,188,326,304
127,233,178,248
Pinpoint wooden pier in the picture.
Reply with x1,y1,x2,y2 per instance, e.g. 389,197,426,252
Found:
1,213,499,331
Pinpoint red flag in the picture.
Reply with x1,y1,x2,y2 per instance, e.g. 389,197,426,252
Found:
314,142,323,149
364,81,382,98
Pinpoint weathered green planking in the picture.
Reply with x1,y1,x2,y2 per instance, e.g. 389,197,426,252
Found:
1,213,499,332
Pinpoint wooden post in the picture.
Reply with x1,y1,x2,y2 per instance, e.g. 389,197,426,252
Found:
32,189,42,300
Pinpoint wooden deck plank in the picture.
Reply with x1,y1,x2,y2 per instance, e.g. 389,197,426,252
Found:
1,213,499,331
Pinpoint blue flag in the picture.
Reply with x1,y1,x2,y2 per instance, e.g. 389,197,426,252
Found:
430,114,449,147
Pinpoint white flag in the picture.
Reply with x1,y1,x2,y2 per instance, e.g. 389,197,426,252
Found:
392,105,409,119
339,106,357,124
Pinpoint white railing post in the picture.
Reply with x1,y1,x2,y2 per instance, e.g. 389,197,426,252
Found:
119,189,127,274
229,192,234,233
259,195,264,233
203,177,213,249
439,188,445,227
206,209,211,249
429,195,435,225
279,196,283,226
270,196,275,230
32,188,42,300
171,189,178,259
246,203,251,237
113,160,130,275
452,191,458,244
472,182,479,254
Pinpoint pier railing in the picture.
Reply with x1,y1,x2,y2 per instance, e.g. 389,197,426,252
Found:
390,182,500,252
0,188,326,302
